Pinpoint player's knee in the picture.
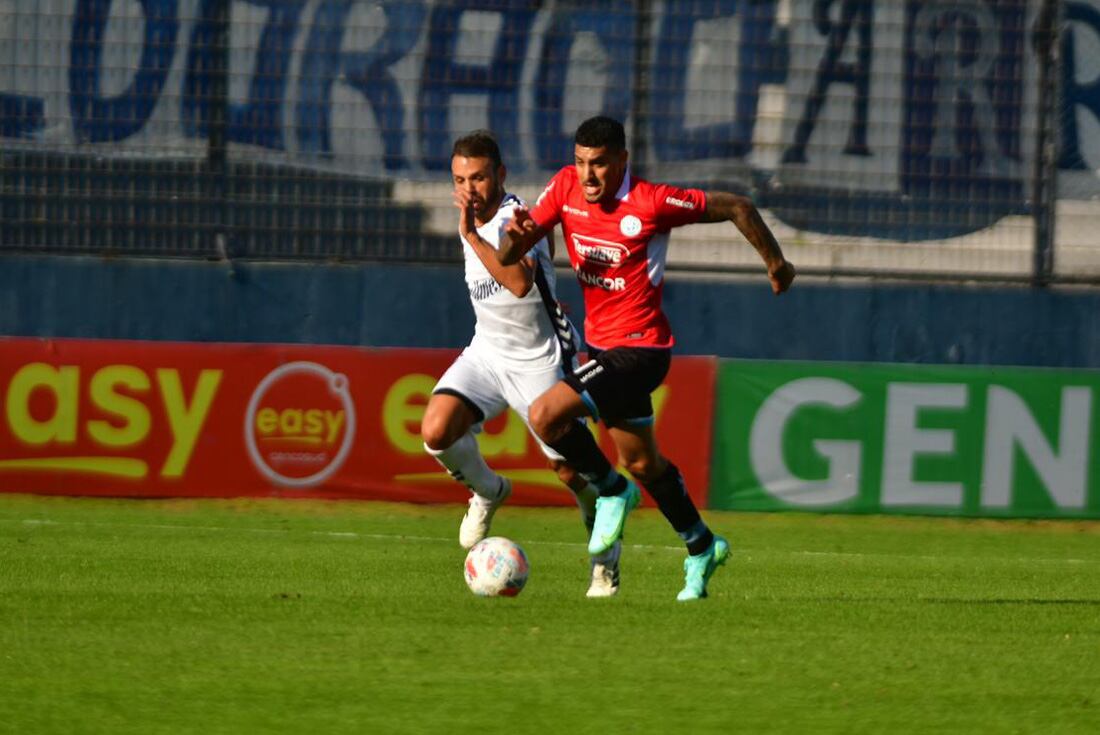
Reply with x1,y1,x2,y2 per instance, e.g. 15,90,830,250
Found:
529,400,566,443
622,455,662,484
420,414,454,451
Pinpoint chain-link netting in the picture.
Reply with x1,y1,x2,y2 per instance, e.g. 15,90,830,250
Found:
1,0,1098,280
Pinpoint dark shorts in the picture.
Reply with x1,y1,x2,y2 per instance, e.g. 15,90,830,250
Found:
563,345,671,425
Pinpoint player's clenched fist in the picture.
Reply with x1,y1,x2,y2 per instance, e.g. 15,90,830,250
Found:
505,207,537,236
768,260,796,295
453,187,478,240
498,206,542,265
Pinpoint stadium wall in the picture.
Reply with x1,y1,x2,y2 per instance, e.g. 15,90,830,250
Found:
4,255,1100,517
3,253,1100,368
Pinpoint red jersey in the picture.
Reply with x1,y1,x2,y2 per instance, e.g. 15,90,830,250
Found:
529,166,706,349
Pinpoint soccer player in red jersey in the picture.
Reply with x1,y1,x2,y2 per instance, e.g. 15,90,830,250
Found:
500,116,795,600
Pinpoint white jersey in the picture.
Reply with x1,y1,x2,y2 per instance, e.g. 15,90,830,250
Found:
461,193,576,373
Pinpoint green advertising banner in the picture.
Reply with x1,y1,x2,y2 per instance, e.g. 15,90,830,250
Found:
712,360,1100,518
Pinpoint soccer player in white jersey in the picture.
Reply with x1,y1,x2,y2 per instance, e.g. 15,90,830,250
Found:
420,131,621,597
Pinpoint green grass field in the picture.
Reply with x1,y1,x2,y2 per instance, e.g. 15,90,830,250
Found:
1,493,1098,734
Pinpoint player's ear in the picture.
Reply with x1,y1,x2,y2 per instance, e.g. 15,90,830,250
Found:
497,164,507,186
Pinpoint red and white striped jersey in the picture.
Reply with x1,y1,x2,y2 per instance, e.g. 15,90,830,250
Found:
529,166,706,349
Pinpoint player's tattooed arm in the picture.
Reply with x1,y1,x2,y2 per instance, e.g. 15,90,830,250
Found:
456,188,535,297
499,207,547,266
702,190,796,295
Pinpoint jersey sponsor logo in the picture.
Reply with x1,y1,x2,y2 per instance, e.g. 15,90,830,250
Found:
572,233,629,268
469,278,504,301
664,196,696,210
620,215,642,237
577,268,626,291
563,204,589,217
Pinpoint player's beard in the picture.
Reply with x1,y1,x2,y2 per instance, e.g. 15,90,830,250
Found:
475,182,504,221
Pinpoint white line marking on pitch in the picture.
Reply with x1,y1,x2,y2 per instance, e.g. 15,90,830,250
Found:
9,518,681,552
3,517,1097,565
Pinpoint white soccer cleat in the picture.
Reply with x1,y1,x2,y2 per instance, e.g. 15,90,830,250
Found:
586,539,622,598
459,477,512,550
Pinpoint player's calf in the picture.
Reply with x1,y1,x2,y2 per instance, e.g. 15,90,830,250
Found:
643,461,715,556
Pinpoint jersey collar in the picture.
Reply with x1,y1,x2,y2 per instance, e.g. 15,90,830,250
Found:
613,168,631,202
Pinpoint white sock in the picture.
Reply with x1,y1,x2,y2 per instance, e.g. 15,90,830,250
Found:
424,433,506,501
592,544,619,565
574,482,598,532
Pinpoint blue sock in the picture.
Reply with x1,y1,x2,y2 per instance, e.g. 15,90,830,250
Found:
546,422,627,497
678,519,714,556
644,462,713,554
592,470,628,497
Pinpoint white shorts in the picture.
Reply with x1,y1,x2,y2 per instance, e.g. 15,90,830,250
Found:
433,345,571,461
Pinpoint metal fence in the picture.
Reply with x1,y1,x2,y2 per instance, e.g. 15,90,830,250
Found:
2,0,1098,282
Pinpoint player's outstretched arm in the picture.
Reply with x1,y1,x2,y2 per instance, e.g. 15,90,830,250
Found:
456,189,535,297
499,207,547,266
703,191,795,295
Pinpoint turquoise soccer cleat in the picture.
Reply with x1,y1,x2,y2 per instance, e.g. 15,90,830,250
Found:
676,536,730,601
587,479,641,555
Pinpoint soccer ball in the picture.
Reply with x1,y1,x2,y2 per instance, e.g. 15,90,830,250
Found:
464,536,529,597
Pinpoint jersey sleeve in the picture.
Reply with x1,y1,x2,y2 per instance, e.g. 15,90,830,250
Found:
528,167,570,230
651,183,707,230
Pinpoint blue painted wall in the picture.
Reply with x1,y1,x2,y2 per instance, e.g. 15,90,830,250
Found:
2,254,1099,369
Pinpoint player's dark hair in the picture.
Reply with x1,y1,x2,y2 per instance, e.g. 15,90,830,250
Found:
452,130,502,167
574,116,626,152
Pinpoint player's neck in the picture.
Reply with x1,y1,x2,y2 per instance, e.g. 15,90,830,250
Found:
596,170,629,206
